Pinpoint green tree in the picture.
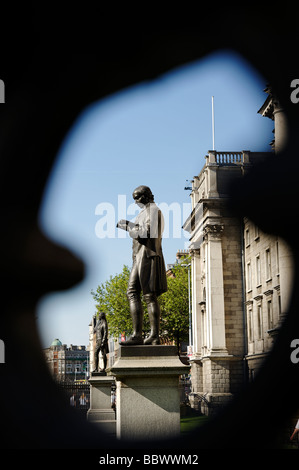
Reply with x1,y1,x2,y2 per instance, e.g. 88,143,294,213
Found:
159,257,190,353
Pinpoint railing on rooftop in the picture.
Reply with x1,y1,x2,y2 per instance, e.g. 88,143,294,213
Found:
216,152,242,164
207,150,250,165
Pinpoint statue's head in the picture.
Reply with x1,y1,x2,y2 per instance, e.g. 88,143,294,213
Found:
98,312,106,320
132,185,154,207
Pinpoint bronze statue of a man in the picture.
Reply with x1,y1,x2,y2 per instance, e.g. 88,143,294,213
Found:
92,312,109,372
117,185,167,345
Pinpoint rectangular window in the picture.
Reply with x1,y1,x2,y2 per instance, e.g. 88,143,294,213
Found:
276,241,280,274
266,248,271,280
278,294,281,316
257,304,263,339
267,299,273,330
201,310,206,349
254,225,260,240
256,255,261,286
248,308,253,342
247,262,252,291
245,228,250,247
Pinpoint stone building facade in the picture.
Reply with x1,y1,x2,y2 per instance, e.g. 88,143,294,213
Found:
243,218,282,379
183,87,294,415
244,86,294,379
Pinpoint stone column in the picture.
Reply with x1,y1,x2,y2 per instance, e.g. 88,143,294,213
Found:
204,224,228,355
87,374,116,435
189,248,205,403
108,345,189,441
273,99,289,154
201,224,233,415
190,248,201,355
278,238,294,319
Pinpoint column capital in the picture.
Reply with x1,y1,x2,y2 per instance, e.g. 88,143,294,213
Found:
189,247,201,258
204,224,224,241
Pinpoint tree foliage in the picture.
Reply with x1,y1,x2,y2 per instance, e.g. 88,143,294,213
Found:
159,257,190,351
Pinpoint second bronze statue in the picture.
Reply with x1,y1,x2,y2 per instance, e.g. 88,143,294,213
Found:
117,185,167,345
92,312,109,372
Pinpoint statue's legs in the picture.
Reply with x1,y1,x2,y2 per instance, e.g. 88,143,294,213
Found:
123,261,144,345
122,260,144,345
93,345,100,372
93,346,108,372
102,351,107,370
143,293,160,345
122,292,144,345
130,294,144,342
99,348,107,372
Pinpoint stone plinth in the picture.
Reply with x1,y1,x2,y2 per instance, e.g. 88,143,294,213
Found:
87,374,116,435
107,345,189,441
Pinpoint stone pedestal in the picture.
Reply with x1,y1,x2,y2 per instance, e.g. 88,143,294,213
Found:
107,345,189,441
87,374,116,435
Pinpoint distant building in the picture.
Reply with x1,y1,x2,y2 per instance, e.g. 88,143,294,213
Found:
44,339,90,382
166,249,190,277
183,87,294,415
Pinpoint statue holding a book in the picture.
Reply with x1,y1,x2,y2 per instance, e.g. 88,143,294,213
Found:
117,185,167,346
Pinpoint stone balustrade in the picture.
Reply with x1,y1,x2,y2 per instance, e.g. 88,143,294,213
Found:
207,150,250,165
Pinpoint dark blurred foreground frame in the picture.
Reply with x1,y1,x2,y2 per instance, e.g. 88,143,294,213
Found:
0,8,299,450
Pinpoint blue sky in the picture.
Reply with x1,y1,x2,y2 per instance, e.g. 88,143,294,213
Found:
37,49,274,348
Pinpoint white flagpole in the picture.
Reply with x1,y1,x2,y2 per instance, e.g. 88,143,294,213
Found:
212,95,215,150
